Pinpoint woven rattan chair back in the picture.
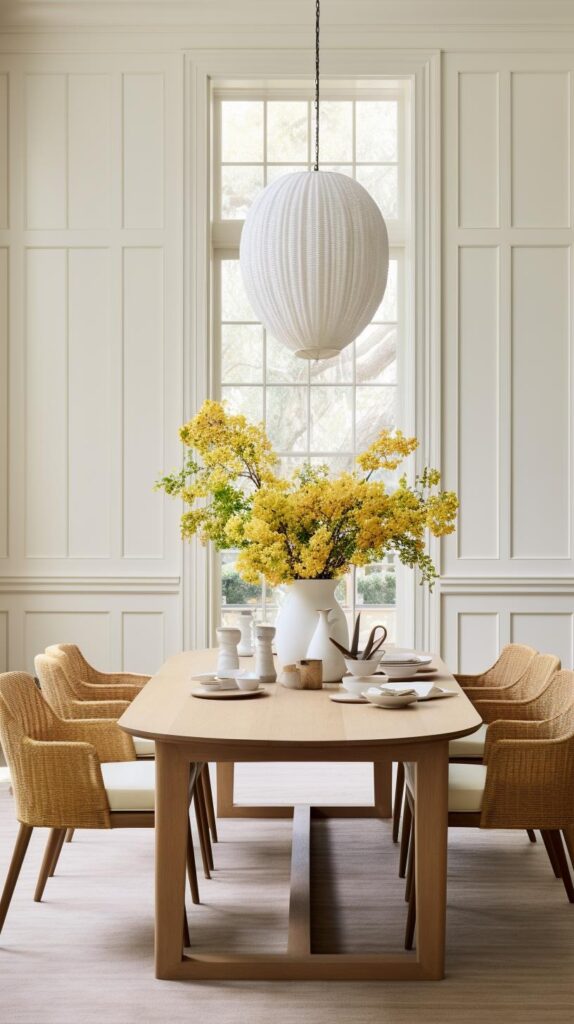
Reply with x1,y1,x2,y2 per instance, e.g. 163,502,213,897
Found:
511,652,560,700
34,653,78,718
0,672,62,825
45,643,91,683
483,643,538,686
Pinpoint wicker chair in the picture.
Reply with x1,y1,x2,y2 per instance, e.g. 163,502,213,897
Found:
0,672,200,940
402,694,574,949
454,642,537,693
45,643,149,691
392,651,559,847
35,652,216,879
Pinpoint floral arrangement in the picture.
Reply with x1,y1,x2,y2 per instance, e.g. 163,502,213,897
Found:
156,400,458,588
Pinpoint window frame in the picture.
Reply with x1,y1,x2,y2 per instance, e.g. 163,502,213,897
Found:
210,81,415,642
182,48,441,654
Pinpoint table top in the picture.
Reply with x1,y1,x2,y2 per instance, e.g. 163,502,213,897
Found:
119,649,482,750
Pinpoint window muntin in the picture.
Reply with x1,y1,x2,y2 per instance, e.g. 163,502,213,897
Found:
212,87,410,645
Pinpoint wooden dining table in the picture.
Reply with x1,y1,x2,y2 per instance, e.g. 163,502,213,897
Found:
118,649,482,982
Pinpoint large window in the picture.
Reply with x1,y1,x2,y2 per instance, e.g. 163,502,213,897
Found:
211,83,412,644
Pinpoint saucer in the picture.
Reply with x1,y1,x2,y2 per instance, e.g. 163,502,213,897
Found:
191,686,267,700
363,688,418,709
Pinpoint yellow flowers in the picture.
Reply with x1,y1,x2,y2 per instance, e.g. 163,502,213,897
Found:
156,401,459,588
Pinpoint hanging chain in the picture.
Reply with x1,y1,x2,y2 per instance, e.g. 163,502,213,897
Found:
313,0,320,171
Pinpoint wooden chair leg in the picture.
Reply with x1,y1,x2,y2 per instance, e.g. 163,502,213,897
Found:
34,829,65,903
563,826,574,870
49,827,67,877
183,908,190,948
405,814,414,902
0,823,33,932
526,829,537,843
65,829,74,843
196,782,214,871
201,764,218,843
186,820,200,905
193,789,211,880
549,831,574,903
398,794,412,878
392,762,404,844
541,829,562,878
405,826,416,950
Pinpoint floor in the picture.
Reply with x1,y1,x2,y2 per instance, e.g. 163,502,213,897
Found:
1,763,573,1024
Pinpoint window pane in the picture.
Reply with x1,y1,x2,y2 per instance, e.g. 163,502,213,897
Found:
356,564,396,606
267,101,308,162
310,343,353,384
221,165,264,219
355,606,397,645
266,386,308,451
266,164,308,184
221,385,263,422
356,386,397,448
310,386,353,451
266,332,308,384
221,261,256,322
222,324,264,383
356,324,397,384
221,101,263,162
373,259,398,321
310,454,355,475
319,101,353,162
356,100,398,162
221,551,262,607
356,165,398,219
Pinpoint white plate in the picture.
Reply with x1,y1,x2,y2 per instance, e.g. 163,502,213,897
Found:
190,673,238,690
363,689,418,709
379,653,433,667
191,686,267,700
330,692,368,704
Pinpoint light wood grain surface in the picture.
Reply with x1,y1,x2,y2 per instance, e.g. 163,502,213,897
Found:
119,649,482,751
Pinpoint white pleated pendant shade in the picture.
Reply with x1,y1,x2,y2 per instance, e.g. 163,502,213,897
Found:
239,170,389,360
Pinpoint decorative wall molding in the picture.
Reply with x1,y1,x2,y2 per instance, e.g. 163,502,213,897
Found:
440,576,574,595
0,576,181,594
4,2,574,33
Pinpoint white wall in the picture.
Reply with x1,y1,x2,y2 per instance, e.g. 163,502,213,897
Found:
1,1,574,674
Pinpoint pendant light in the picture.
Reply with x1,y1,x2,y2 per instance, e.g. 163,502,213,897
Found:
239,0,389,360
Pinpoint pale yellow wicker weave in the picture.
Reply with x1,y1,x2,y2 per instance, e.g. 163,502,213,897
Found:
0,672,135,830
455,642,537,692
480,698,574,830
463,651,559,705
45,643,149,693
35,653,133,720
474,666,572,725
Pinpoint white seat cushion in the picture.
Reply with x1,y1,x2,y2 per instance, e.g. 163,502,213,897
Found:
405,761,486,813
133,735,155,758
448,723,487,759
101,760,155,812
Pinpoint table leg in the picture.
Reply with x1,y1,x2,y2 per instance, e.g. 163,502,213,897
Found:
414,740,448,980
216,762,235,817
373,761,392,818
155,741,190,980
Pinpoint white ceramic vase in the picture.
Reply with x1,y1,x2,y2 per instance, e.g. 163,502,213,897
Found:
275,580,349,681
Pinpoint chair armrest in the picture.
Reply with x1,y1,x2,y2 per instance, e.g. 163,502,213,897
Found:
53,718,136,762
473,696,545,724
73,679,143,702
454,673,481,687
463,681,521,701
18,737,111,829
481,736,573,830
483,719,544,759
89,669,149,688
67,698,131,720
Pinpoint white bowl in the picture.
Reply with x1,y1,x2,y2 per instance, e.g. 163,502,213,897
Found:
344,656,382,677
381,664,420,680
342,675,380,696
363,688,418,709
236,674,261,692
191,675,222,692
